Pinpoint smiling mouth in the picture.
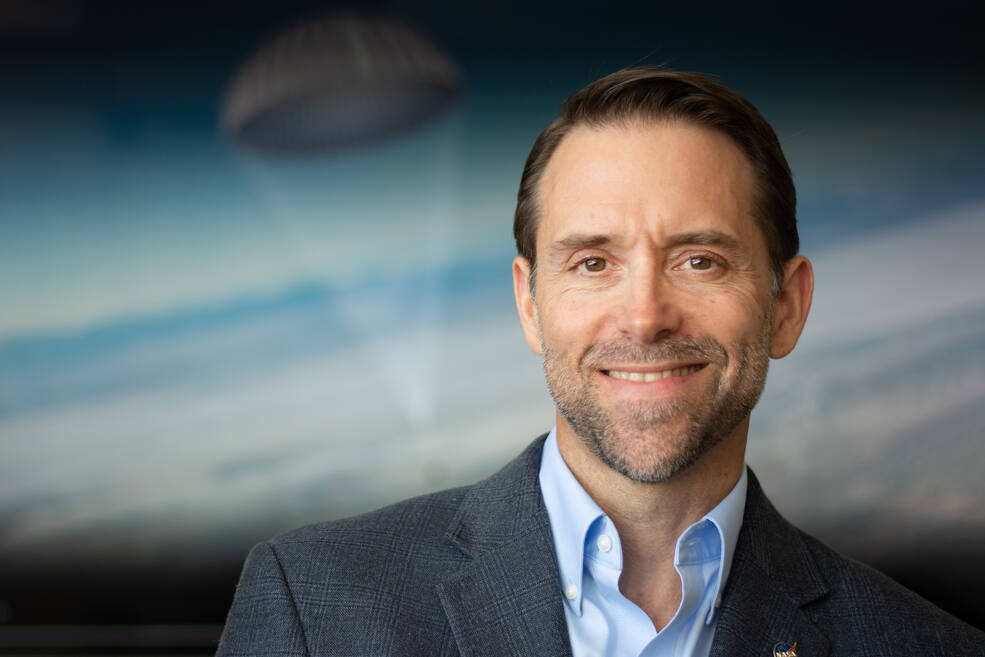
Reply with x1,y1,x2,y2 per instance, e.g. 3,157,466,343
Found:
603,364,706,382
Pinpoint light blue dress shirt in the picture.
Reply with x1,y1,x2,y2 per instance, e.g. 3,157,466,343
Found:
539,428,747,657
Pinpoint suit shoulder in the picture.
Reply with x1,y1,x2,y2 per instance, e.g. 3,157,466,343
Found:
798,530,985,651
224,488,473,656
264,485,470,567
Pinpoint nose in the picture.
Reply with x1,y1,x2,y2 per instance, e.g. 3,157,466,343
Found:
618,265,684,344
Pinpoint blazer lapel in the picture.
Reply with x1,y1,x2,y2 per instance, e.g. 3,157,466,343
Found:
436,437,572,657
710,469,831,657
434,447,833,657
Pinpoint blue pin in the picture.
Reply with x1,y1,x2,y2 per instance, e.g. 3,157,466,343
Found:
773,641,798,657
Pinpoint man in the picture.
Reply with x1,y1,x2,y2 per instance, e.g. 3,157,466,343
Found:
217,69,985,656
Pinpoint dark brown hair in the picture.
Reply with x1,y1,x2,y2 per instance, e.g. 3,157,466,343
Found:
513,68,797,290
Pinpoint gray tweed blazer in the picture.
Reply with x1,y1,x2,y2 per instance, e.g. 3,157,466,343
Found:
217,436,985,656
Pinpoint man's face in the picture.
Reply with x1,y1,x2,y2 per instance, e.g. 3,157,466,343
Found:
514,121,789,483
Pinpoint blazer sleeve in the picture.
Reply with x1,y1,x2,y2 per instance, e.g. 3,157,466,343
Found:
216,541,310,657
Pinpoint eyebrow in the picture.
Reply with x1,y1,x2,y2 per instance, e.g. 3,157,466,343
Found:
547,229,744,259
664,230,744,253
548,233,613,257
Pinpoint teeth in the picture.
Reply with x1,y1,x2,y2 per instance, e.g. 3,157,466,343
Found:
608,365,702,381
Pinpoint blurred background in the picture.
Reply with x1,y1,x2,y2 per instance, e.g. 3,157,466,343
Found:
1,0,983,652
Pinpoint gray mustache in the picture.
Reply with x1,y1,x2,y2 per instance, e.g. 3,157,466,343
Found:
581,337,727,367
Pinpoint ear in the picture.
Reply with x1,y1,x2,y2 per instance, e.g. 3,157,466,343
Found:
770,255,814,358
513,256,543,355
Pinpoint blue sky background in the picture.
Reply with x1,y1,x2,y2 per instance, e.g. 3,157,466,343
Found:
0,0,983,628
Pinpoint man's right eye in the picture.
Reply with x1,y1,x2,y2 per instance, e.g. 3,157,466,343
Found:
581,257,607,272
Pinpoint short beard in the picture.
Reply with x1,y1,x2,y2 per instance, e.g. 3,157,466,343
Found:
542,326,771,484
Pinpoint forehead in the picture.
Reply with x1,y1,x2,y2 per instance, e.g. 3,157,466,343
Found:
536,120,763,251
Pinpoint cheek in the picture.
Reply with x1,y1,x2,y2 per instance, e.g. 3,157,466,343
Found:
688,291,765,337
539,294,606,344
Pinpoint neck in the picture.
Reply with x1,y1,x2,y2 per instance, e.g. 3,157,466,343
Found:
554,416,747,630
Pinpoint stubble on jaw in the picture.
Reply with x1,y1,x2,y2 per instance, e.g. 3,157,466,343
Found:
540,322,772,484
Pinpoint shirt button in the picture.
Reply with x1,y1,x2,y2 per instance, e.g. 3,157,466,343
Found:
564,584,578,600
596,534,613,553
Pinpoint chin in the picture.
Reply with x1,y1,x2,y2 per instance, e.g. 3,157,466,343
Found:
581,418,720,484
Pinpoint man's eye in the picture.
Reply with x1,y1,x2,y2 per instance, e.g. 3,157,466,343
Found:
687,256,714,270
581,257,607,272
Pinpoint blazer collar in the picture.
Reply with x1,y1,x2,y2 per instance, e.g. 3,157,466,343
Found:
710,468,831,657
436,435,573,657
436,441,833,657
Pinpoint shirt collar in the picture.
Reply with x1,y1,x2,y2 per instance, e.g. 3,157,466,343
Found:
698,458,747,622
538,427,748,620
538,427,604,615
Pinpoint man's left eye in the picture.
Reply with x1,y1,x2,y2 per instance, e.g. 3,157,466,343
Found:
687,257,715,270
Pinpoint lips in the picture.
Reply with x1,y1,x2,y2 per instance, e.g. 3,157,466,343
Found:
603,364,706,382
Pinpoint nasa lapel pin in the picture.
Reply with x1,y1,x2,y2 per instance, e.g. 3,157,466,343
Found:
772,641,798,657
